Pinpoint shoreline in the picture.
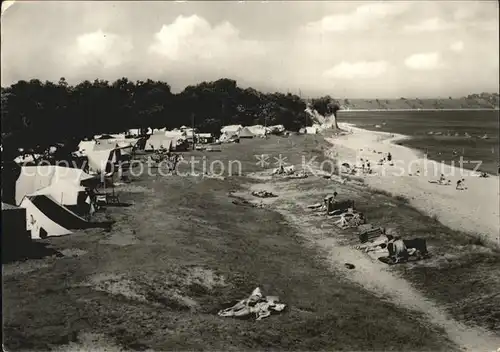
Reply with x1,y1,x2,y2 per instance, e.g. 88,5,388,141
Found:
325,124,500,244
339,121,499,176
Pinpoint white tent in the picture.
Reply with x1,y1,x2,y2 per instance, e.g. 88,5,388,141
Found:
165,130,186,138
145,134,173,151
238,127,255,138
15,166,95,206
219,132,238,142
247,125,267,136
20,196,72,239
268,125,285,134
93,139,139,155
78,140,96,153
221,125,243,135
86,148,122,174
31,180,88,206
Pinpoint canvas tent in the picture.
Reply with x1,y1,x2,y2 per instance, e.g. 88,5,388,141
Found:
238,127,255,138
86,147,122,174
15,166,96,206
268,125,285,134
165,130,186,138
145,134,174,151
31,179,91,216
219,132,239,143
221,125,243,135
20,196,73,239
93,139,139,156
247,125,267,136
78,140,96,153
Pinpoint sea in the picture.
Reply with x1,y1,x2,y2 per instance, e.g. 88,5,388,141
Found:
337,110,499,175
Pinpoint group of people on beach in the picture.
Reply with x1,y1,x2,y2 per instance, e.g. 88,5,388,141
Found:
435,173,467,190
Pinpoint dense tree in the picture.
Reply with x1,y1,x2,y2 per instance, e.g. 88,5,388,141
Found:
311,95,340,117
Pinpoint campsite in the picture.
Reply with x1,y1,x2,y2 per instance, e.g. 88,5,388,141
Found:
2,1,500,351
3,128,500,351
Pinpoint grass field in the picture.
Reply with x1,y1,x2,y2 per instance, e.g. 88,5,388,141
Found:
4,135,499,351
337,110,499,174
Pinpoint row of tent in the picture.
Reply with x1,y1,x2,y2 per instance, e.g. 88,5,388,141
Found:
3,129,187,251
2,165,106,263
219,124,286,141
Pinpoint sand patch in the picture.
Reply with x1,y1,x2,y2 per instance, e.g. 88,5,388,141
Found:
88,273,148,302
84,267,226,311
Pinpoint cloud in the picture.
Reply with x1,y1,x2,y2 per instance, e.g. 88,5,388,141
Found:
450,41,464,52
302,2,410,34
65,30,133,68
403,17,457,33
149,15,264,62
404,52,443,71
323,61,389,80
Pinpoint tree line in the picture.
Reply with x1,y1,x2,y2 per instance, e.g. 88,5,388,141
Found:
1,77,339,158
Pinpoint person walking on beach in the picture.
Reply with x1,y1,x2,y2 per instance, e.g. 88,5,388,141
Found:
387,152,392,162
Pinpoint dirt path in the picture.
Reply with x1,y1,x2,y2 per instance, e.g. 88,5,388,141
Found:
242,175,500,352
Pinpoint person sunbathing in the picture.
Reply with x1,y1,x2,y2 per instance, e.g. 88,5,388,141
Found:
457,178,466,190
438,174,446,184
387,236,409,263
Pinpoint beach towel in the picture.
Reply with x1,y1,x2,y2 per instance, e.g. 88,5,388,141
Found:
218,288,286,321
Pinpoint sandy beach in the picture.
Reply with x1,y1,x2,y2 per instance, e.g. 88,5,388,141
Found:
326,123,500,245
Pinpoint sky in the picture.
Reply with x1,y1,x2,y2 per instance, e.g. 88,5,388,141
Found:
1,1,499,98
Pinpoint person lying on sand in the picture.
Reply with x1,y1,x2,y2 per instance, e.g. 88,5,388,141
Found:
456,178,466,190
387,236,414,264
324,192,338,212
